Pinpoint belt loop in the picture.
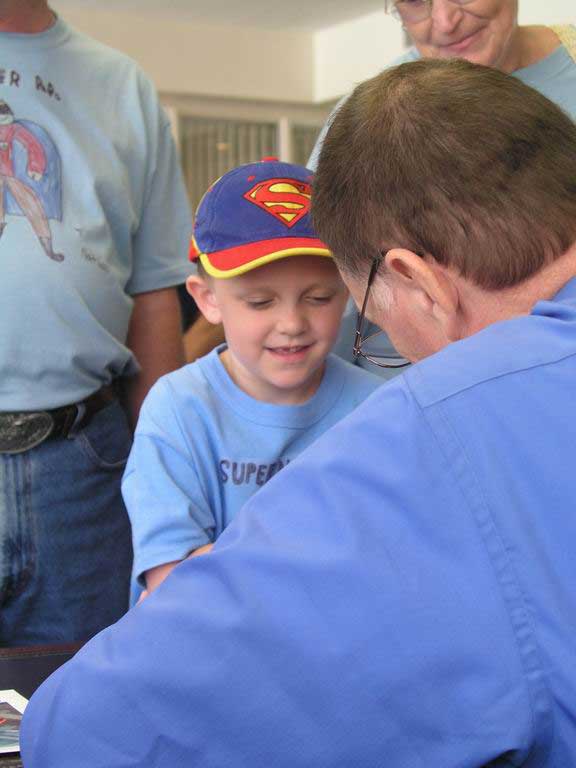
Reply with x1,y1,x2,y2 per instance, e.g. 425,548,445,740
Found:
66,403,86,438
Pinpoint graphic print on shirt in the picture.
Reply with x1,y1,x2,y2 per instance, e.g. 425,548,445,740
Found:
0,99,63,261
219,457,290,486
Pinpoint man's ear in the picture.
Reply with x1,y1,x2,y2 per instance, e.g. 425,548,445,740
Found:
383,249,461,341
186,275,222,325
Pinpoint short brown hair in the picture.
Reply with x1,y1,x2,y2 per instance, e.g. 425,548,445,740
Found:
312,59,576,290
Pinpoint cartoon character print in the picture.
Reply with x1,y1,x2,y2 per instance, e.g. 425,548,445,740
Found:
244,178,312,227
0,99,63,261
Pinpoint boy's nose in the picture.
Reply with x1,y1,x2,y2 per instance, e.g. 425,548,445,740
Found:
276,308,308,336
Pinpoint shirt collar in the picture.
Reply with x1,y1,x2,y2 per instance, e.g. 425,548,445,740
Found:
406,274,576,407
551,274,576,303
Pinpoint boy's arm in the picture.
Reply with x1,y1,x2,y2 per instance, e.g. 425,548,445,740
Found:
144,543,214,594
123,379,216,595
144,560,182,593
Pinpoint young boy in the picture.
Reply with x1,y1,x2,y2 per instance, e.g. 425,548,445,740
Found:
122,158,381,596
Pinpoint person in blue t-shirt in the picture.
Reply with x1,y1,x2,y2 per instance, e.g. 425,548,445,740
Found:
122,159,381,597
0,0,192,647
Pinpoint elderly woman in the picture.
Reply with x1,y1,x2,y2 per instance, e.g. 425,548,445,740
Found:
310,0,575,375
387,0,574,109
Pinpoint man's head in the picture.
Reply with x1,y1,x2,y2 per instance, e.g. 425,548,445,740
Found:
387,0,519,71
313,58,576,361
187,160,348,404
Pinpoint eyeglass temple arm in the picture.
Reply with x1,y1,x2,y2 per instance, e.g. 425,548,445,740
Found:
353,254,382,358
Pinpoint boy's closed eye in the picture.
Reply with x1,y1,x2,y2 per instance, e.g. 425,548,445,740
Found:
245,297,275,309
243,291,338,310
307,293,335,305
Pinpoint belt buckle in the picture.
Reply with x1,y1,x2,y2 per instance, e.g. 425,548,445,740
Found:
0,411,54,454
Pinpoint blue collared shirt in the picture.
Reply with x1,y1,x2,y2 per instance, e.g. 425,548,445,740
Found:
21,278,576,767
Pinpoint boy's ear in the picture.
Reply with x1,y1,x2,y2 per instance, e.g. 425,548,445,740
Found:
186,275,223,325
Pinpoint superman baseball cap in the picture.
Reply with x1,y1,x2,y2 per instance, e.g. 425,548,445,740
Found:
189,158,332,278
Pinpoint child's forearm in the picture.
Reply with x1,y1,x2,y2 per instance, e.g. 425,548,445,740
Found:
144,544,214,593
188,543,214,559
144,559,182,593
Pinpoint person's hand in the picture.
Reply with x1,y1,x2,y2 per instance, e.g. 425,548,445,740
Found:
28,170,42,181
143,545,213,596
189,543,214,558
144,560,181,593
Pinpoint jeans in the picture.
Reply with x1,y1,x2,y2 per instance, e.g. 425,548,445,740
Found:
0,401,133,646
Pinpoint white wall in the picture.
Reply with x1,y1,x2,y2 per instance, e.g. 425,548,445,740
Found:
53,7,316,103
53,2,574,104
519,0,571,25
314,11,405,103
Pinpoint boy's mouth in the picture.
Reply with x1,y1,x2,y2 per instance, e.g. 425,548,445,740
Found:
267,344,312,358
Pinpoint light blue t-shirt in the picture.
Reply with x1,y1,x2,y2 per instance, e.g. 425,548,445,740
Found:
21,277,576,768
123,345,382,585
309,31,576,379
0,17,192,410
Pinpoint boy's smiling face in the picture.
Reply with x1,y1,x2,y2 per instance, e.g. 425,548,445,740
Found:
190,255,348,405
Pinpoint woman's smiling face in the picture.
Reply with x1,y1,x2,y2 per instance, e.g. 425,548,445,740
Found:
397,0,519,71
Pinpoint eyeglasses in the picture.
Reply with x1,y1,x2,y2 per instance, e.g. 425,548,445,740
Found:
353,254,411,369
389,0,476,24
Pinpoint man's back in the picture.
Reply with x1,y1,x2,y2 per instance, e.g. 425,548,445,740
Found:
403,278,576,765
20,279,576,766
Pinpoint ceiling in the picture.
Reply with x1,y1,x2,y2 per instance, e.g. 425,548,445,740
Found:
52,0,386,30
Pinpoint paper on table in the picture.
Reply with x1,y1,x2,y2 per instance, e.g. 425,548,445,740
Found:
0,690,28,755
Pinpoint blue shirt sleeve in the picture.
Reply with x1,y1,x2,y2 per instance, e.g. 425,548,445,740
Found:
126,97,192,295
123,377,215,584
20,378,535,768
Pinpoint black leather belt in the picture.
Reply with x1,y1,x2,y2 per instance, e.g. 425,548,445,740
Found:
0,385,117,455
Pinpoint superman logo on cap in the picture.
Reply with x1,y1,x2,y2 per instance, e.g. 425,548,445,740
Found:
243,178,312,228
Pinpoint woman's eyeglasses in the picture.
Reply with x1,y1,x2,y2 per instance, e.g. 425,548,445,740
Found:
389,0,476,25
353,254,411,369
